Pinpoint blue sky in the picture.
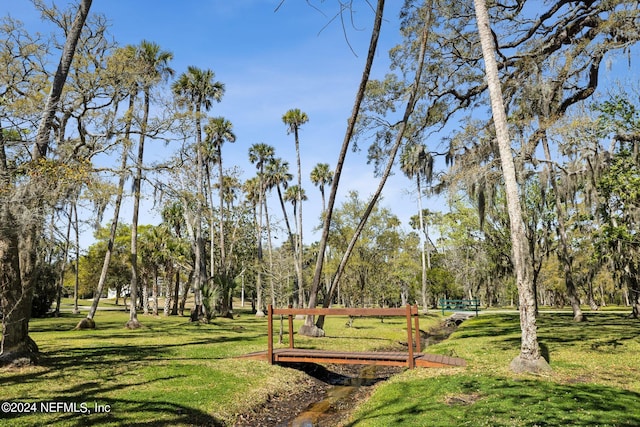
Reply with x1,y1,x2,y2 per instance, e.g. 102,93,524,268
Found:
5,1,428,248
7,1,636,250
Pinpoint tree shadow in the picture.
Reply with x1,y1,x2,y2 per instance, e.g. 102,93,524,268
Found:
344,375,640,427
2,397,225,427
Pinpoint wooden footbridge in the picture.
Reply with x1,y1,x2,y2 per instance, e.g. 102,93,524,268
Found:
239,305,466,369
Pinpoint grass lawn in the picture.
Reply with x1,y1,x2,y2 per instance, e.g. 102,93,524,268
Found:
346,311,640,426
0,307,441,426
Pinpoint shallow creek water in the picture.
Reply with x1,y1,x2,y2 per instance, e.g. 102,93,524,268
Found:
281,365,381,427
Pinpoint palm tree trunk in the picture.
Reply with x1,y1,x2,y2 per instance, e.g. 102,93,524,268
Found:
255,180,265,317
152,271,159,316
191,104,207,320
294,132,305,310
473,0,549,372
127,90,151,330
276,184,301,296
207,164,215,292
417,177,429,311
218,145,226,272
172,269,180,315
264,198,276,306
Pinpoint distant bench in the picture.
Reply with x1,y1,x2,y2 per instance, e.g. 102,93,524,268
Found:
439,298,480,316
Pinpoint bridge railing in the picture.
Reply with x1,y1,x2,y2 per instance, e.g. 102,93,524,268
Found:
267,305,421,368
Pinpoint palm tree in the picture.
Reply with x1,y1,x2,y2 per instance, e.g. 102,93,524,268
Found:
217,175,242,210
399,143,433,311
265,158,297,260
282,108,309,309
127,40,174,329
310,163,333,214
284,185,308,233
473,0,549,373
248,143,275,316
172,66,225,321
310,163,334,297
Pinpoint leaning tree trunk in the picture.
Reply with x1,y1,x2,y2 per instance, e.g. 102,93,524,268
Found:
473,0,550,373
305,0,385,334
315,6,430,332
0,0,92,365
77,94,132,329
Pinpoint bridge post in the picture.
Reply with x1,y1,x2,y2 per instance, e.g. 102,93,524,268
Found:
288,304,294,349
267,305,274,364
413,305,421,353
406,304,415,369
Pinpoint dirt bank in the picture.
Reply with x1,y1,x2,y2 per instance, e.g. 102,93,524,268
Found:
234,363,402,427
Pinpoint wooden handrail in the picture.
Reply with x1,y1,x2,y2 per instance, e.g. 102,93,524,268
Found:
267,304,421,368
271,307,413,316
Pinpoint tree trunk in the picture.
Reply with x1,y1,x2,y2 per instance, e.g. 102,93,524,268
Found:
127,85,155,329
255,180,265,317
0,205,38,364
276,184,302,302
78,95,132,328
264,198,276,307
306,0,385,333
541,134,585,321
72,200,80,314
192,105,206,320
54,204,73,316
163,268,173,316
314,8,430,332
142,278,150,315
294,130,305,312
1,0,92,365
473,0,550,373
217,144,226,273
417,178,429,311
152,272,159,316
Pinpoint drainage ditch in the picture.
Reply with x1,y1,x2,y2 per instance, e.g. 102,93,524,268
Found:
236,317,462,427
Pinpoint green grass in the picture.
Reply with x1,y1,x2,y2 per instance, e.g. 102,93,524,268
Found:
346,312,640,426
4,308,639,426
1,308,442,426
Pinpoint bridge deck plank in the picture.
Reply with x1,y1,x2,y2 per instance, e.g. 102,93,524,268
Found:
237,349,466,368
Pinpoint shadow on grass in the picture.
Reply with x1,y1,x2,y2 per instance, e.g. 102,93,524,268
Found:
455,312,639,347
1,397,224,427
1,333,262,389
345,374,640,427
41,335,255,367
